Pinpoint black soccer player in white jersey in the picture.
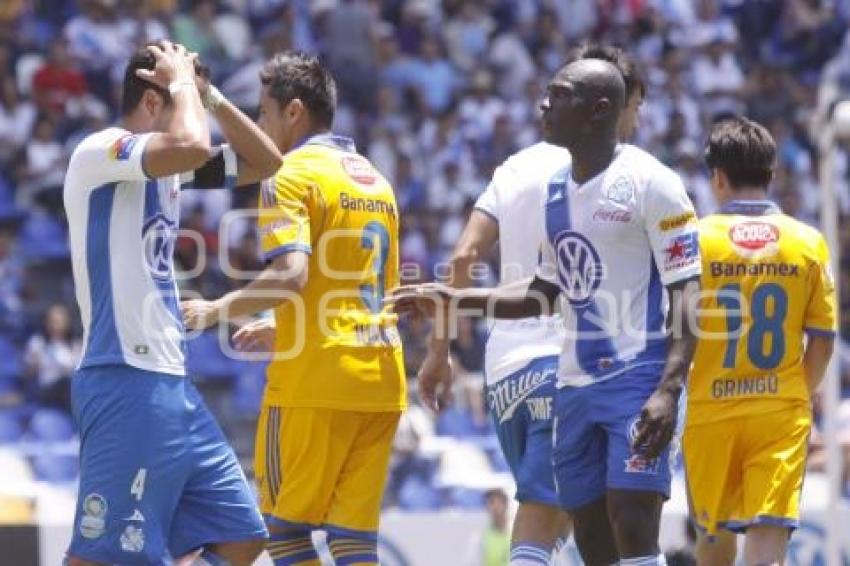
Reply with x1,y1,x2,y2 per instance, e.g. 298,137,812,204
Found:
416,45,646,566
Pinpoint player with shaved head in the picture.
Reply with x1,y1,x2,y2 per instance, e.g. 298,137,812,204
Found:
388,58,701,565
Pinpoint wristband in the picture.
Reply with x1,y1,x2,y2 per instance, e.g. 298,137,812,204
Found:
167,80,195,96
202,85,226,113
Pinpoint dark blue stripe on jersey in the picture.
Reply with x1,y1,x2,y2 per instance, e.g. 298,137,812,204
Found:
643,255,666,357
544,167,619,378
144,179,158,220
144,180,186,355
83,183,124,365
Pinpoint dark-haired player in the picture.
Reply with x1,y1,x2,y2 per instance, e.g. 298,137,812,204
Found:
685,117,836,565
63,40,280,565
182,51,406,566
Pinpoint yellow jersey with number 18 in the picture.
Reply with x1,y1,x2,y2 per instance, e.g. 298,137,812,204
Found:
688,200,836,425
256,133,405,412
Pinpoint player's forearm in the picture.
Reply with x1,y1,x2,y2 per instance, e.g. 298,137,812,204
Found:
166,83,210,152
658,277,701,394
454,283,551,320
208,93,282,184
430,210,498,346
214,259,307,322
804,334,835,393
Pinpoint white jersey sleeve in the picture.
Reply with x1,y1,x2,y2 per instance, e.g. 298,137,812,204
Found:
643,167,701,285
473,166,502,221
68,127,153,188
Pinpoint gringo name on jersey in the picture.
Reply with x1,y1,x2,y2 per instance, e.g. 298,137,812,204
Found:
340,192,396,216
709,261,800,278
711,374,779,399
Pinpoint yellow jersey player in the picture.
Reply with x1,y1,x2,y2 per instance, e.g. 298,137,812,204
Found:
182,52,405,566
684,117,836,565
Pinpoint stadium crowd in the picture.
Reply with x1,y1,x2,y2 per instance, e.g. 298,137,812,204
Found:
0,0,849,518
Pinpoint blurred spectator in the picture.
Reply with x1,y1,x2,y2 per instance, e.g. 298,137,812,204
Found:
411,36,462,115
14,115,65,207
0,228,24,334
172,0,231,78
691,37,745,119
24,304,79,414
480,488,510,566
0,78,36,168
32,38,107,125
63,0,126,79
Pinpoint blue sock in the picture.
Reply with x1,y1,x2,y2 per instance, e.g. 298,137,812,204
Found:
510,541,552,565
267,530,320,565
325,528,378,565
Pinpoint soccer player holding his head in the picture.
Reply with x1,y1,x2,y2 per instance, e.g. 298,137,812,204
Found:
389,59,701,565
63,40,281,565
182,52,405,566
685,117,836,565
416,44,645,566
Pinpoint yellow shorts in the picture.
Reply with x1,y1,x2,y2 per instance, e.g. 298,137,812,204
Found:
683,405,810,536
255,405,401,534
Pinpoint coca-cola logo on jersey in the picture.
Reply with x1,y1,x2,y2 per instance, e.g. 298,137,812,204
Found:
729,221,780,252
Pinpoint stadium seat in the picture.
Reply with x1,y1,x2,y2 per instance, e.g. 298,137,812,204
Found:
435,407,479,438
27,408,74,442
398,477,442,511
448,487,486,509
31,452,78,483
0,412,23,444
18,210,69,261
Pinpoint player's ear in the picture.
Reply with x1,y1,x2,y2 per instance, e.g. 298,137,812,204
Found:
287,98,306,122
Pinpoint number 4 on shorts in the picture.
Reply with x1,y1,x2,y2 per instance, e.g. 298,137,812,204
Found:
130,468,147,501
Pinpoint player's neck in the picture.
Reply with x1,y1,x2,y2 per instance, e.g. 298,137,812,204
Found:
120,112,151,135
569,139,618,184
723,187,769,204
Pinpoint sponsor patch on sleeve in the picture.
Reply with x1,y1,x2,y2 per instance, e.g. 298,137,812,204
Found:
663,231,699,271
110,134,139,161
658,211,696,231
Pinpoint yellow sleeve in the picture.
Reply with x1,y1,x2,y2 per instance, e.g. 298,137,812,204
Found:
258,166,313,262
804,235,837,336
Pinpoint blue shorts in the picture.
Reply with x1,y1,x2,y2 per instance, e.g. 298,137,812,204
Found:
552,363,684,511
68,365,267,565
486,356,559,506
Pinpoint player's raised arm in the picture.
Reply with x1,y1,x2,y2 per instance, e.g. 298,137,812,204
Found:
189,67,282,189
135,41,212,178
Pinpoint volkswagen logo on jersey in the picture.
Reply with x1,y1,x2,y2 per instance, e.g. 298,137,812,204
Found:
554,231,604,306
142,215,177,282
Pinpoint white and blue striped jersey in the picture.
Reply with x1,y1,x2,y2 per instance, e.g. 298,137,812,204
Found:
64,127,236,376
474,142,570,385
536,144,701,388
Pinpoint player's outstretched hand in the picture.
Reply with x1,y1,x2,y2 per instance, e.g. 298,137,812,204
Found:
135,40,198,90
383,283,454,319
181,299,220,330
632,387,679,460
417,349,454,412
233,318,276,353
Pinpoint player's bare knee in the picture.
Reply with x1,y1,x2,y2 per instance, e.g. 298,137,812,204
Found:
607,502,658,552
